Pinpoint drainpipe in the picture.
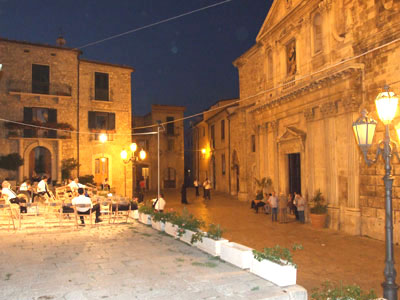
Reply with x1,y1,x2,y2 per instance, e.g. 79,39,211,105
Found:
77,56,80,176
228,117,231,195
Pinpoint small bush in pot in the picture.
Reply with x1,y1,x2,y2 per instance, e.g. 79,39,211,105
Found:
252,244,303,268
310,189,327,214
311,281,377,300
206,223,224,240
138,205,154,216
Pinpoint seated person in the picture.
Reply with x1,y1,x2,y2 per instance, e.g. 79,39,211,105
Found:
101,178,111,191
2,181,27,213
37,175,51,198
68,178,86,196
152,194,166,212
19,179,33,202
72,188,102,224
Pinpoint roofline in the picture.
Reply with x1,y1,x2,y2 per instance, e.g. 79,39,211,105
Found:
151,104,186,112
0,37,82,54
80,58,134,71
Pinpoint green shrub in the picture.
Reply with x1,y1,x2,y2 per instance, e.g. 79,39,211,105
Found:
138,205,154,215
252,244,303,268
206,224,224,240
310,189,327,214
0,153,24,170
172,208,205,233
78,175,94,185
61,158,79,181
311,281,377,300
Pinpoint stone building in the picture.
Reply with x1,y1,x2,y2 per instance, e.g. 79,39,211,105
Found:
231,0,400,242
0,37,134,196
191,99,238,194
132,105,185,191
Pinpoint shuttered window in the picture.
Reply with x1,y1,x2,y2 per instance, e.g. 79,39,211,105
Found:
88,111,115,130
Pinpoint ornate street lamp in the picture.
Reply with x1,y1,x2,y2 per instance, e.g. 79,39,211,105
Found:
352,86,399,300
120,143,146,197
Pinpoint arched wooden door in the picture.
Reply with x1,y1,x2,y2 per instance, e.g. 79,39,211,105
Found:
29,146,51,180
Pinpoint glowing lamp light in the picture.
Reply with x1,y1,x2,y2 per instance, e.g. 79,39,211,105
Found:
139,149,146,160
201,148,206,154
101,157,106,162
120,149,128,160
99,133,108,143
0,64,2,71
130,143,137,152
375,90,398,125
352,109,377,152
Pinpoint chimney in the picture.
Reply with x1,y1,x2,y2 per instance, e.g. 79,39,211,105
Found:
56,35,66,47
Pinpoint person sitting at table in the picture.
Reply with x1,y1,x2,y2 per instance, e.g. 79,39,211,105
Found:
102,178,110,191
72,188,102,224
1,180,27,213
152,193,166,212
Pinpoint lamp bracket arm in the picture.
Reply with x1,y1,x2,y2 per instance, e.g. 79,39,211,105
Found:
364,146,381,167
390,141,400,162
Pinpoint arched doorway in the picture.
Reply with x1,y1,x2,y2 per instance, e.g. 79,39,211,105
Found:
29,146,51,180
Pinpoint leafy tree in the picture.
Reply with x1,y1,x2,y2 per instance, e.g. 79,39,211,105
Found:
0,153,24,170
61,158,80,181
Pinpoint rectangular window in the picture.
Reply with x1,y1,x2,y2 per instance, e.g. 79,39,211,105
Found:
221,120,225,140
32,64,49,94
210,125,215,149
222,154,226,175
23,107,57,138
166,117,174,135
95,72,109,101
88,111,115,131
251,135,256,152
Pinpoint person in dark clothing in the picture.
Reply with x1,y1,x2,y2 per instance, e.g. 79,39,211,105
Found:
181,183,188,204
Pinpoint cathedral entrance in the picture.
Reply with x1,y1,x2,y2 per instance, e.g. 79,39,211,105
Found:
288,153,301,195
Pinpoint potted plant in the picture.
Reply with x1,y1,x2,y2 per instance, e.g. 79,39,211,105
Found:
309,189,328,228
250,244,302,287
254,177,272,194
174,208,205,245
138,205,153,225
195,223,229,256
151,210,167,231
311,281,377,300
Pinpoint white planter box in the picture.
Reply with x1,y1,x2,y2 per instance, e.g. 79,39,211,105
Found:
250,258,297,287
130,210,139,220
179,229,196,245
138,213,151,225
151,220,165,231
164,222,178,238
196,236,229,256
220,242,253,269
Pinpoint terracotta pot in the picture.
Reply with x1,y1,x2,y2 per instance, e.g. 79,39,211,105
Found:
310,213,327,228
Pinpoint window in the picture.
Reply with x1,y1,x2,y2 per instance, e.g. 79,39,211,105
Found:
222,154,226,175
166,116,174,135
251,135,256,152
313,13,323,54
137,140,149,151
95,72,109,101
167,139,174,151
267,49,273,81
88,111,115,131
32,64,49,94
221,120,225,140
286,39,296,76
210,125,215,149
202,127,205,137
24,107,57,138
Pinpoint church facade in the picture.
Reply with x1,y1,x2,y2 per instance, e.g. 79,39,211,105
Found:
232,0,400,241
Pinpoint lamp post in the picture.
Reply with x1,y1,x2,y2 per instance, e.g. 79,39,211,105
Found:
352,86,399,300
120,143,146,197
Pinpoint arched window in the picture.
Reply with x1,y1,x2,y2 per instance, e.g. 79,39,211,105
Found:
267,49,273,81
313,13,323,54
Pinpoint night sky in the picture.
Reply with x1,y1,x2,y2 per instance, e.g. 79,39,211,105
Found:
0,0,271,117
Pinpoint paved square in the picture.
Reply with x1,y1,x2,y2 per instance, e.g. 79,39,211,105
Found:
0,222,306,300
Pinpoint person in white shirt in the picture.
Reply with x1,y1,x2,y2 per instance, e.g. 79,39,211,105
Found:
152,194,166,212
19,179,32,202
203,178,211,200
68,178,86,196
193,179,199,196
269,192,278,222
37,176,50,198
1,181,27,213
71,188,102,224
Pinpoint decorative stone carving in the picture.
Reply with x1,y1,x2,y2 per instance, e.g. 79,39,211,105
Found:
342,95,361,112
277,126,306,152
320,101,338,117
319,0,332,11
304,108,315,121
285,0,292,9
270,120,278,131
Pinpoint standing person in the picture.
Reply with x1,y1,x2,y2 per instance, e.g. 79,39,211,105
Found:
193,178,200,197
293,192,299,220
296,193,305,223
203,178,211,200
1,181,27,213
139,177,146,193
152,193,166,212
181,183,188,204
279,193,288,223
72,188,102,224
269,192,278,222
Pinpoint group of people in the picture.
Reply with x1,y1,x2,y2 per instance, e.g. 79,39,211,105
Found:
251,191,305,223
193,178,211,199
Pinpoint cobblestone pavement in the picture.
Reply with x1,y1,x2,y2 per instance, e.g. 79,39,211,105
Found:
151,188,400,298
0,219,306,300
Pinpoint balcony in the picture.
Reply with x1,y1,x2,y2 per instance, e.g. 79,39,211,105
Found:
5,122,73,139
7,80,72,98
